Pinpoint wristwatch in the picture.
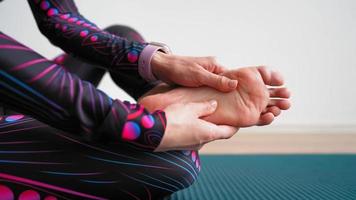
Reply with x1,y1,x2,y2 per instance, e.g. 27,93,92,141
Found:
138,42,172,82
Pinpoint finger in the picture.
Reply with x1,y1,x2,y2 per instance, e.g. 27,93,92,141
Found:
257,112,274,126
187,100,218,118
263,106,281,117
203,57,227,74
213,65,227,74
268,99,291,110
269,88,291,98
199,56,223,73
199,71,238,92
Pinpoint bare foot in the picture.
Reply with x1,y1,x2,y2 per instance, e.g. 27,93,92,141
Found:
139,66,291,127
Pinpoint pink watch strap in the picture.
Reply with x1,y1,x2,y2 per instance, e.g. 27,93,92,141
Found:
138,44,163,82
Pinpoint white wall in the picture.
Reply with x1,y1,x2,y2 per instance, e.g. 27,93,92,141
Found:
1,0,356,133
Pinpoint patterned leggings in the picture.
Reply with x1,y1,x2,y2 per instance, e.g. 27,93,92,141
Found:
0,25,200,200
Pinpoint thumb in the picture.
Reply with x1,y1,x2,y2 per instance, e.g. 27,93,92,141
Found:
198,121,239,143
213,125,239,140
188,100,218,118
200,71,238,92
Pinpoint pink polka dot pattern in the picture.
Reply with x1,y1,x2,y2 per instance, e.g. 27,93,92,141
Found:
68,17,78,23
0,185,14,200
122,121,141,140
90,35,98,42
141,115,155,129
40,1,50,10
80,30,89,37
44,196,58,200
53,54,67,65
76,20,84,25
18,190,40,200
60,14,70,19
47,8,58,17
89,26,98,31
191,151,197,162
127,50,138,63
5,114,24,122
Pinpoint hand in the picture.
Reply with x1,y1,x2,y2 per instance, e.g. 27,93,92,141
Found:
151,51,238,92
154,100,239,152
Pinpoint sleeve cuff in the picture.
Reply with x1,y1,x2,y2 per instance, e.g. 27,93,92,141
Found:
138,44,163,83
92,99,167,151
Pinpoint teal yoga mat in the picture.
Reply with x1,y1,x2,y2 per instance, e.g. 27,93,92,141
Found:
167,155,356,200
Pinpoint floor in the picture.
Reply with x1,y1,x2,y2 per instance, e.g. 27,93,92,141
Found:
168,133,356,200
200,133,356,154
169,155,356,200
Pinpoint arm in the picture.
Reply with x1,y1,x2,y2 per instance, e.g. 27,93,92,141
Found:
27,0,146,72
27,0,240,96
28,0,167,100
0,31,166,151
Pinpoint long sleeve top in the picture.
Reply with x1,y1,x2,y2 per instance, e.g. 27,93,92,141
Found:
0,0,167,151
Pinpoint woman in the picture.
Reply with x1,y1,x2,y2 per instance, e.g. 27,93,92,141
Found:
0,0,290,199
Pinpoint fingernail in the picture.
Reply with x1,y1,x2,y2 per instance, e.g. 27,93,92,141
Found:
209,100,217,108
228,80,238,88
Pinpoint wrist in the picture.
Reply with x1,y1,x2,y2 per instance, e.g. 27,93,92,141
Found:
151,51,169,80
138,42,172,83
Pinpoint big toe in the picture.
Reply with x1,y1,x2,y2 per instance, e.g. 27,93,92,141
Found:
270,70,284,86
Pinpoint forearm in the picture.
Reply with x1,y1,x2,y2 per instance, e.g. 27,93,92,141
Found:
27,0,146,70
0,31,166,151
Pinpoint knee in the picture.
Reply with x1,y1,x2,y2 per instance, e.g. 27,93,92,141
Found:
104,24,136,33
103,24,145,42
165,150,202,191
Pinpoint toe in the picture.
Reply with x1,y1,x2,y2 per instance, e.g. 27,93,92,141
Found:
263,106,281,117
257,66,272,85
257,112,274,126
269,88,291,98
268,99,291,110
257,66,285,86
270,70,284,86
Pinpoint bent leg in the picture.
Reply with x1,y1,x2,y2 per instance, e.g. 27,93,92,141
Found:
0,114,200,199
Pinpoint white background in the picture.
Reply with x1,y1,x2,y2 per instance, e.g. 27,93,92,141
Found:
1,0,355,133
